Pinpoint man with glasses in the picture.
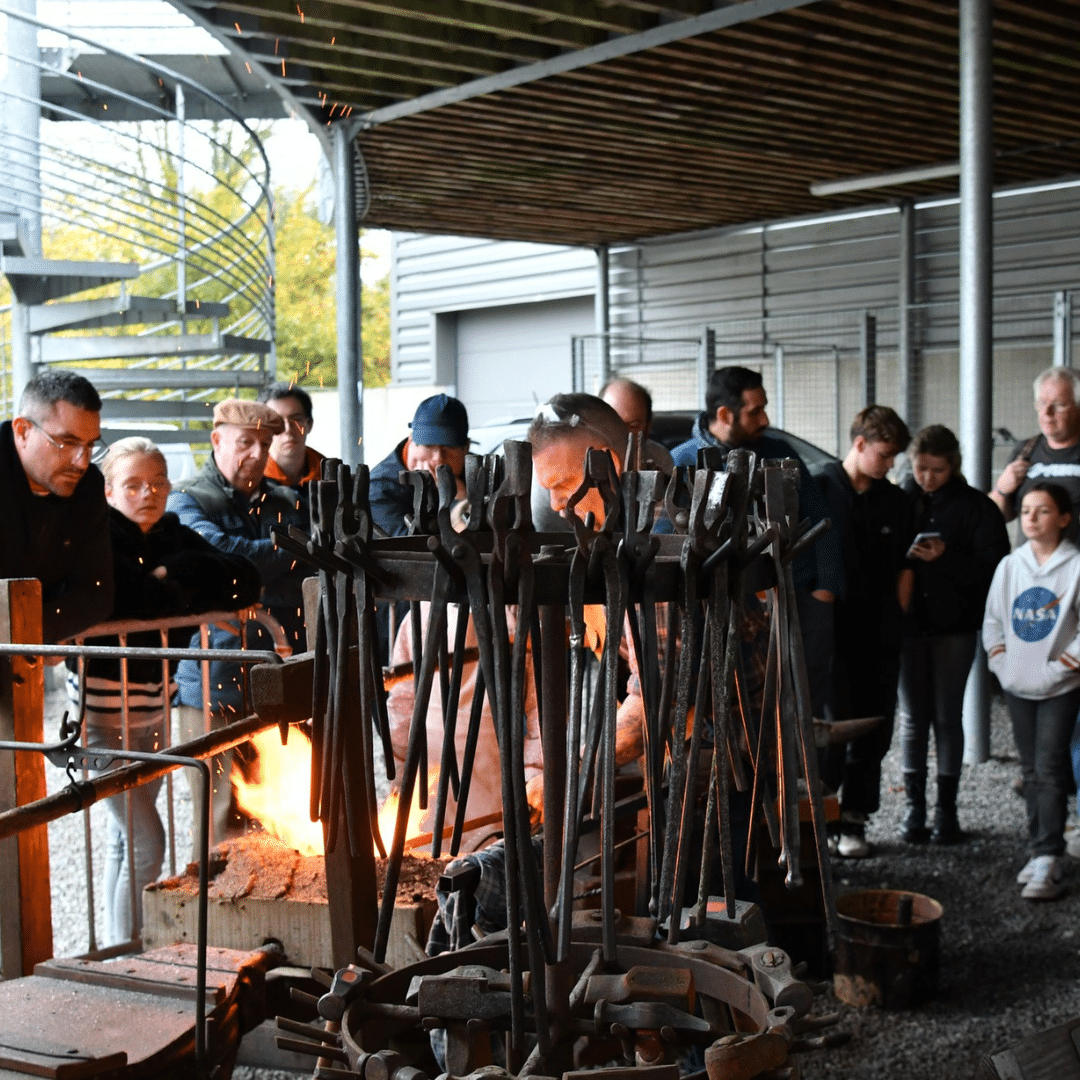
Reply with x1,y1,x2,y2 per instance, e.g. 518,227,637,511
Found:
2,369,112,641
991,367,1080,539
259,381,325,496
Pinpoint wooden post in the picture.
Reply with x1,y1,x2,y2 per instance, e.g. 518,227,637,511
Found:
0,578,51,978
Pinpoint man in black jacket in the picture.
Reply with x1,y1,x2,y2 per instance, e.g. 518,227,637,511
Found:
1,370,112,642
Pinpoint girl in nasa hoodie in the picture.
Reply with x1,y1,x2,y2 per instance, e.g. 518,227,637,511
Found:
983,481,1080,899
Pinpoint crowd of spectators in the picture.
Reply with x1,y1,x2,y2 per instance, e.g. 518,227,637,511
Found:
7,362,1080,920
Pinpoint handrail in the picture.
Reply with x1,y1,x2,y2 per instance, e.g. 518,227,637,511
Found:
0,2,275,414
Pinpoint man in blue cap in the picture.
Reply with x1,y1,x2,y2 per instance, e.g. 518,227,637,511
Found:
369,393,471,538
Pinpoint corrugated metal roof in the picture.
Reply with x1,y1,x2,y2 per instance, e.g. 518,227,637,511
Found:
173,0,1080,245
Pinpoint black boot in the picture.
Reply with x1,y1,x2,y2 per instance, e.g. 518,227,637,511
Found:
931,774,962,844
900,771,930,844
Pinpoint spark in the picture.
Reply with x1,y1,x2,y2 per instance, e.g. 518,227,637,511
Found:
103,103,108,110
77,70,82,79
297,3,304,21
244,62,252,74
281,59,286,77
329,103,337,117
234,21,242,35
274,37,279,55
331,35,336,45
344,106,353,117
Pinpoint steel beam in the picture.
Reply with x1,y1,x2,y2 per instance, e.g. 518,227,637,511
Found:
959,0,994,765
859,312,877,407
359,0,823,128
1053,290,1072,368
335,125,362,468
897,200,918,428
595,245,611,389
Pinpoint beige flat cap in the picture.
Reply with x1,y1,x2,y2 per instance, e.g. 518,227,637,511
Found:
212,398,285,434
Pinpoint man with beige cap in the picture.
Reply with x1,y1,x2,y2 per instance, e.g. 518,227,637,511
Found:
167,398,312,849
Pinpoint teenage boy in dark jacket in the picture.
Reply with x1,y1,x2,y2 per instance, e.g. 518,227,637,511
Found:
818,405,915,858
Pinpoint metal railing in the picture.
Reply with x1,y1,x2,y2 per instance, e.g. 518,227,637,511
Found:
574,287,1078,459
0,605,291,1074
64,606,291,957
0,606,291,982
0,2,275,418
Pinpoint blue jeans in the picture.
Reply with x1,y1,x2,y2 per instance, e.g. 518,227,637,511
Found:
1006,689,1080,858
85,723,166,946
898,632,977,778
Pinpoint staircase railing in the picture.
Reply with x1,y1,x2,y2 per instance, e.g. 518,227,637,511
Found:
0,2,275,428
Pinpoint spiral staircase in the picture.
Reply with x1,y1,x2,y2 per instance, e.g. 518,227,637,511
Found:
0,3,276,445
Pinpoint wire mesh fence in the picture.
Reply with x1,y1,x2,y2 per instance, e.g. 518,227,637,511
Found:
573,289,1076,463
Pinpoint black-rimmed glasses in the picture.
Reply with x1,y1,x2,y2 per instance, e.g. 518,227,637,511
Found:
28,419,106,463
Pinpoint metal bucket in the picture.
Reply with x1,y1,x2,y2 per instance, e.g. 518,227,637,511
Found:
832,889,943,1009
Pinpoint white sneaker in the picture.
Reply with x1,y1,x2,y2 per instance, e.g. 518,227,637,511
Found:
1017,855,1040,883
1020,855,1064,900
837,830,871,858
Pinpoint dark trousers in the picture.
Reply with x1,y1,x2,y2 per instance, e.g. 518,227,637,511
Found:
1007,688,1080,858
797,590,834,720
824,617,902,818
898,632,977,779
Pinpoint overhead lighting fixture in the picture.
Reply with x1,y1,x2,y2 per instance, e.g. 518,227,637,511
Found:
810,161,961,197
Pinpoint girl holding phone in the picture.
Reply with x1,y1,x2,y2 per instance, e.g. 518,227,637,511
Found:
898,425,1009,845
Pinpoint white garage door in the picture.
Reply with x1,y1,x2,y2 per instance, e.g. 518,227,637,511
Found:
455,296,595,426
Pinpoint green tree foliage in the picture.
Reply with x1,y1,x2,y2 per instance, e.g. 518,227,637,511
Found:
22,119,392,393
273,190,391,390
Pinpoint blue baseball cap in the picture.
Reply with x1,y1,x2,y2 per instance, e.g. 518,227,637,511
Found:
409,394,470,447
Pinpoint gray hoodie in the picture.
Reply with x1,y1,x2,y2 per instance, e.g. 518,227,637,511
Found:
983,538,1080,700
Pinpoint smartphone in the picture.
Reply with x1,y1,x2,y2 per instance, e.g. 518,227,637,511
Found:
907,531,941,557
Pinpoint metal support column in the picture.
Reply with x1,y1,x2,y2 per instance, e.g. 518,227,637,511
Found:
698,328,716,408
595,245,611,389
774,344,785,429
2,1,42,403
959,0,994,764
334,125,362,466
1054,291,1072,368
859,312,877,406
897,200,919,427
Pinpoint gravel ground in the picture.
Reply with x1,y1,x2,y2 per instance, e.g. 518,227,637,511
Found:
39,673,1080,1079
800,696,1080,1080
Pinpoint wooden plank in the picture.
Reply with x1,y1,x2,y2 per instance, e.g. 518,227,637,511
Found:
33,957,231,1006
0,1033,126,1079
0,578,50,979
0,980,208,1071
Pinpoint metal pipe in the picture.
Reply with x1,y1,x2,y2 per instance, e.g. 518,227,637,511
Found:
176,83,188,319
334,124,362,467
897,199,918,427
0,712,276,841
595,244,611,389
3,0,41,402
774,344,785,429
1053,291,1072,368
959,0,994,764
959,0,994,492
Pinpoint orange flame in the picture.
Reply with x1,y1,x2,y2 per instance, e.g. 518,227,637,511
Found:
377,771,437,857
232,729,324,856
232,730,437,859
